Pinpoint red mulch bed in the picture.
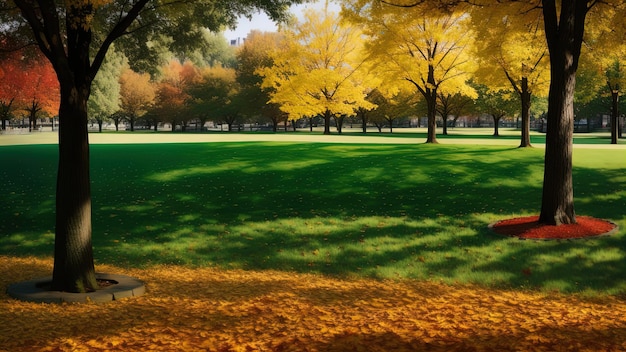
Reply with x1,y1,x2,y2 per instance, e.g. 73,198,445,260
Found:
491,215,618,240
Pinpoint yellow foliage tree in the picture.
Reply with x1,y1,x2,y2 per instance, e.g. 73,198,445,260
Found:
258,6,374,134
350,0,625,225
346,4,477,143
471,4,550,147
582,6,626,143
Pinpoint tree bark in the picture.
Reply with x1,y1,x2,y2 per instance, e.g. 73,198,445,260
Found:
538,0,588,225
519,77,532,148
425,66,438,144
492,116,500,136
52,83,98,292
323,109,331,135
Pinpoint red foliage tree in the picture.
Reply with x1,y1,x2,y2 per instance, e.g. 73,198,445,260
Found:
0,50,59,130
0,51,26,130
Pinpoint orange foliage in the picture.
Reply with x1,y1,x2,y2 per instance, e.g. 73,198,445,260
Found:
0,51,60,116
1,256,626,351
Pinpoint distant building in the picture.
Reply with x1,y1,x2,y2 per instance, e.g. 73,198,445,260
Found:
229,37,245,46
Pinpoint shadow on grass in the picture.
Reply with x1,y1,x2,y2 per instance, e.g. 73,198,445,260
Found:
1,142,625,293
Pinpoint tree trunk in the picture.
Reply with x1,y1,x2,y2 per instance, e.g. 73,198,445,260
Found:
493,116,500,136
611,90,618,144
426,94,438,143
519,77,532,148
361,111,367,133
52,83,98,293
323,109,331,135
442,115,448,135
538,0,587,226
335,115,344,134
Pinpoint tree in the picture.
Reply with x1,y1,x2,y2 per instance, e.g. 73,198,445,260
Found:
0,50,59,130
583,10,626,142
344,4,477,143
119,68,156,131
0,50,25,130
19,54,60,131
473,83,519,136
1,0,301,293
259,6,374,134
436,92,474,135
236,30,285,132
471,4,550,147
191,65,242,131
368,89,415,133
153,59,199,132
88,47,126,132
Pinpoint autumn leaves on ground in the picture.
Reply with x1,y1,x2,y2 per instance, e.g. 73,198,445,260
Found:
1,257,625,351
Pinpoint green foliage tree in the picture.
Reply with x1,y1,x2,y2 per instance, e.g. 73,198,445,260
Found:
191,65,242,131
0,0,302,293
473,83,519,136
88,47,126,132
436,92,474,135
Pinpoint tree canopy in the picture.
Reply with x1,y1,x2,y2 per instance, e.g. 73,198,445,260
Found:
258,6,374,134
344,3,476,142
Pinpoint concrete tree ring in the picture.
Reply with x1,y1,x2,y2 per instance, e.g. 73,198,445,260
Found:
6,273,146,304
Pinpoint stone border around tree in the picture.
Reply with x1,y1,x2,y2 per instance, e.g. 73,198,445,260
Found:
6,273,145,304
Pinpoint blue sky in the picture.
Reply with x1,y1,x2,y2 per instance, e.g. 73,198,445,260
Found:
223,1,341,41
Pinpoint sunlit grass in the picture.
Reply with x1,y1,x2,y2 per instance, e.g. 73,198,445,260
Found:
1,141,625,295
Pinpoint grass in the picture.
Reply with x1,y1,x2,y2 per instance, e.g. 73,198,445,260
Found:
1,137,625,295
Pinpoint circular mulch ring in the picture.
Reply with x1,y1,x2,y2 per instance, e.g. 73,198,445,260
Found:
6,273,145,304
490,215,619,240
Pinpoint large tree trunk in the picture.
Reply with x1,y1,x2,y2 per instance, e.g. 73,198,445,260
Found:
519,77,532,148
51,83,98,293
538,0,588,225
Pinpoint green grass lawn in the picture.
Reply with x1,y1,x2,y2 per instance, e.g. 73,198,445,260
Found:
1,139,625,295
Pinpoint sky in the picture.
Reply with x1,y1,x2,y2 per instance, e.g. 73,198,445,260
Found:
223,1,341,41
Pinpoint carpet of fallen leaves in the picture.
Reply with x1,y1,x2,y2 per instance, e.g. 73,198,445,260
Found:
2,256,626,352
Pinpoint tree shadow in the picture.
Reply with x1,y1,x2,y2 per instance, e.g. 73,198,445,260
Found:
1,142,624,293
